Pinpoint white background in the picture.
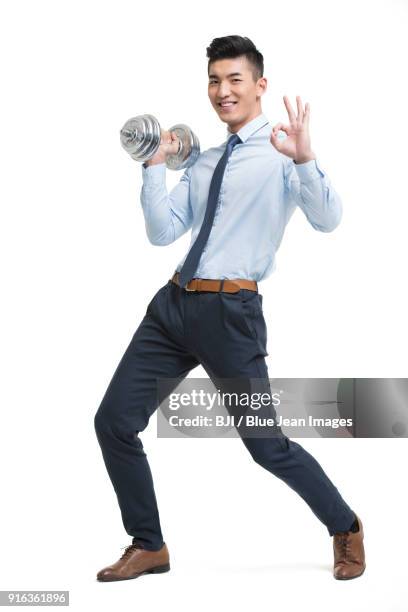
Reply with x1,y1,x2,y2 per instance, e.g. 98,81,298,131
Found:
1,0,407,610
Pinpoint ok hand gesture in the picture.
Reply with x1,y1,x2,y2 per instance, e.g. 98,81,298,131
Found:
270,96,315,164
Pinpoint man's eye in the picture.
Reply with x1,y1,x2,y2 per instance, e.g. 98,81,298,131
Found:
209,79,242,84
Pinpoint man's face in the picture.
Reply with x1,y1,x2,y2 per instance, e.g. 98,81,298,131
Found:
208,56,267,132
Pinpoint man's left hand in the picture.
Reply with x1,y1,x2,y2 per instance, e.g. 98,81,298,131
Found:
270,95,315,164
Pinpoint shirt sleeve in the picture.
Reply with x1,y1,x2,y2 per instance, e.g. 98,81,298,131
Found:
283,158,343,232
140,162,193,245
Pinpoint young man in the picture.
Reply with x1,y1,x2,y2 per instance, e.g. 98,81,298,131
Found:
94,35,365,582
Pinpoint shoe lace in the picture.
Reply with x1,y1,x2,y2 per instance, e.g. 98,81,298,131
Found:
336,532,351,559
120,543,143,560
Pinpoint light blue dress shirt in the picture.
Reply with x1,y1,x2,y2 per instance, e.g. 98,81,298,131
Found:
140,112,342,282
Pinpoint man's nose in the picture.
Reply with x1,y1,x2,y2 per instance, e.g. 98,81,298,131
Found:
217,82,231,98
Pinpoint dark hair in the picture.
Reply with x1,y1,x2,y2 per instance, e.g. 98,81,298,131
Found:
206,35,264,82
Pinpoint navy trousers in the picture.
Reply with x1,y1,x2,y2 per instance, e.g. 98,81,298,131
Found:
94,279,355,550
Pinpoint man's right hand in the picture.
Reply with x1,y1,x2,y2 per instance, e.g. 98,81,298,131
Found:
145,130,180,166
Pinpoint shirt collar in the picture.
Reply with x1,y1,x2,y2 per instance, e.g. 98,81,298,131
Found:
226,112,269,143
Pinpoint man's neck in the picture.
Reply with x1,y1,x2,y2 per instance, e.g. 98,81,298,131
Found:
227,109,263,134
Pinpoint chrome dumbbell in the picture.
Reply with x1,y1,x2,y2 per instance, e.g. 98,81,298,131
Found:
120,114,200,171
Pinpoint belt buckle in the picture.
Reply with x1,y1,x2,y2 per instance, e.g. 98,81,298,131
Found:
185,278,202,292
184,279,197,292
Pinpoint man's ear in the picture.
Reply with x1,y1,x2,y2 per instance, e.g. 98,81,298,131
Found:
257,77,267,97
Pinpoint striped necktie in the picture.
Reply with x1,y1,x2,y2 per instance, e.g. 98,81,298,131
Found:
178,132,242,288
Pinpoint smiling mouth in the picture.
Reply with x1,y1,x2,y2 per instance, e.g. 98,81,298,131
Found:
218,102,238,109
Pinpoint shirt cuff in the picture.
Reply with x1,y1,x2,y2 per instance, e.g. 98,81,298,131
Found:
141,162,166,186
293,158,325,182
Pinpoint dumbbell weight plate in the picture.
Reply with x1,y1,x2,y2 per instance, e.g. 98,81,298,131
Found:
120,114,162,162
166,124,201,171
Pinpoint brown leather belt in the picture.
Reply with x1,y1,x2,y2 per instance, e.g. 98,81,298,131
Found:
170,272,258,293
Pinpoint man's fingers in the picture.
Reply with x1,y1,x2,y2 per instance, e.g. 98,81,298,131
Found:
272,122,289,134
296,96,304,122
160,135,172,145
272,123,290,142
171,132,180,149
283,95,296,122
304,102,310,125
270,131,281,144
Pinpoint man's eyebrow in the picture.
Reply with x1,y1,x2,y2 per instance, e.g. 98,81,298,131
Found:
208,72,243,79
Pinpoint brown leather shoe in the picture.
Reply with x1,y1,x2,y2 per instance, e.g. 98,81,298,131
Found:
333,515,366,580
97,542,170,582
